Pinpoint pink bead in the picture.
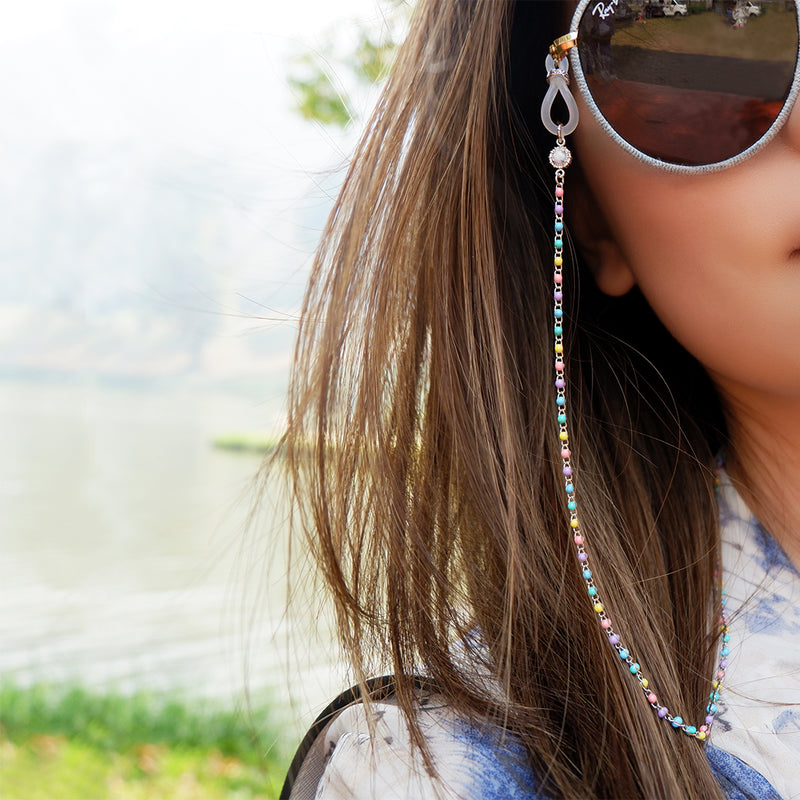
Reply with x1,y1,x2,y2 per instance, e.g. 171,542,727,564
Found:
555,187,564,198
555,361,565,371
573,534,583,545
561,448,571,458
554,273,563,284
717,670,725,679
647,693,657,704
699,725,708,732
601,619,611,629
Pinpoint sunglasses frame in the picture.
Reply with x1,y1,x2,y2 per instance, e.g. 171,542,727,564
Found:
565,0,800,173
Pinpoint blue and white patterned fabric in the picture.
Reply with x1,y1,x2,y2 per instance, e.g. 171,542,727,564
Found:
708,473,800,799
314,476,797,799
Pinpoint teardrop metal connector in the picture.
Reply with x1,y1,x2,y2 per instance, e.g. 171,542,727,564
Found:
541,54,579,138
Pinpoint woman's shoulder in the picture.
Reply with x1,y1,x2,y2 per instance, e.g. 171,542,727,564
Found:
283,682,542,800
283,678,785,800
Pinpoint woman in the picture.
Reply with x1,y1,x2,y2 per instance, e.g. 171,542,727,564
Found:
281,1,800,796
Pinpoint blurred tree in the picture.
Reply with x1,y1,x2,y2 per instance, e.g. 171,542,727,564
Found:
287,1,412,127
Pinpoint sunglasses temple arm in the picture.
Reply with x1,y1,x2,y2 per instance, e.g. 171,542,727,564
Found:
541,53,580,138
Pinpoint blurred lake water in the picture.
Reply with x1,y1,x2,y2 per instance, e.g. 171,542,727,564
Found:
0,0,387,743
0,377,341,732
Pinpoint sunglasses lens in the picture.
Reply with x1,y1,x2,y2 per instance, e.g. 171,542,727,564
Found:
577,1,798,166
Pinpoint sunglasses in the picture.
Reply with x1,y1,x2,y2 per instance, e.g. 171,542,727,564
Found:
545,0,800,172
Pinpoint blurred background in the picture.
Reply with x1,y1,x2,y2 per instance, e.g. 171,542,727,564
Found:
0,1,408,796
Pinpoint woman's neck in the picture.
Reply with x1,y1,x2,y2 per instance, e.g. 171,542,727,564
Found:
718,379,800,569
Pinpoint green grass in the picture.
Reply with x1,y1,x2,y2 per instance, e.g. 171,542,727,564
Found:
616,6,797,60
0,683,292,800
212,432,282,454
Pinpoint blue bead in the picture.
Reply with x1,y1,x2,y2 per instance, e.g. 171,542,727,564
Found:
567,500,576,511
554,309,563,318
554,325,563,335
721,647,729,657
588,586,597,596
556,397,565,406
582,569,592,579
685,726,697,736
554,238,563,248
709,703,717,714
629,663,640,674
723,634,730,643
557,413,566,424
565,484,574,494
618,649,629,659
671,716,683,728
555,222,564,232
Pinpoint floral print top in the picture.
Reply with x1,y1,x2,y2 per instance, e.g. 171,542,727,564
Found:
297,475,799,800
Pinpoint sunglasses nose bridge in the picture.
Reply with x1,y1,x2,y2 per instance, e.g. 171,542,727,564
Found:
781,81,800,154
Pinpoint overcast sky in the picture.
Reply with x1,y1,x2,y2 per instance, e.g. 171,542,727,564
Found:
1,0,387,172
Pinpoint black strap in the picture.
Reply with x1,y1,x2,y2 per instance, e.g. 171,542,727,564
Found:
279,675,396,799
279,675,431,799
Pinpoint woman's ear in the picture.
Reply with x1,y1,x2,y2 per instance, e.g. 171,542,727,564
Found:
569,173,636,297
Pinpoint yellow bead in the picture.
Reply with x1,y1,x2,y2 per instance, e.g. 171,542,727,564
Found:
712,680,720,689
641,679,648,689
570,518,579,528
697,732,706,741
593,603,603,614
555,343,564,354
554,256,563,267
559,431,569,441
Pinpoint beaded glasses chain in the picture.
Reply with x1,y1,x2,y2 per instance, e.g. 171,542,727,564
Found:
541,46,730,742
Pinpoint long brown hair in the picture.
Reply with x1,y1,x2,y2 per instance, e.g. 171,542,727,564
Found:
282,1,728,796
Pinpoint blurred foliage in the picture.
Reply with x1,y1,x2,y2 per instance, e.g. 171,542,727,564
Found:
287,1,413,127
0,682,290,799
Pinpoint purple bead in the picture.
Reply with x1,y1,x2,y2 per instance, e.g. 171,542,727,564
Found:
578,553,588,562
563,466,572,477
658,708,668,719
608,634,620,645
720,659,728,669
555,204,564,215
554,290,563,301
555,378,565,389
705,715,714,726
